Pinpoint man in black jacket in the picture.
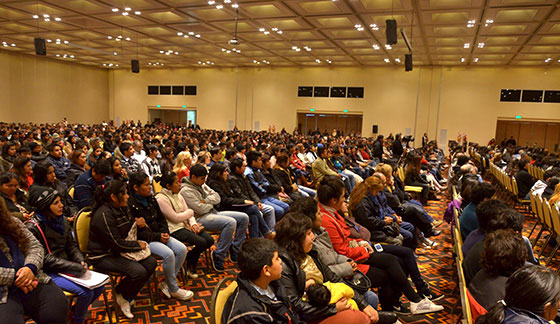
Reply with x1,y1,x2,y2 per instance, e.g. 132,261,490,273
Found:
515,159,535,199
222,238,303,324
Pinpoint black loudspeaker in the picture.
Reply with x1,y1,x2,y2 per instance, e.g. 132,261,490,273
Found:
386,19,397,45
34,37,46,56
131,59,139,73
405,54,413,71
372,125,378,134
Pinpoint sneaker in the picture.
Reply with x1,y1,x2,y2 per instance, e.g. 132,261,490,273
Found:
210,251,224,272
418,282,445,302
229,248,238,263
393,303,411,315
432,220,444,228
424,229,441,238
410,297,444,315
422,238,439,248
186,270,199,279
170,288,194,301
115,293,134,319
160,281,171,299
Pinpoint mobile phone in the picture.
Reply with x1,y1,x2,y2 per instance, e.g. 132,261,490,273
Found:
374,243,383,253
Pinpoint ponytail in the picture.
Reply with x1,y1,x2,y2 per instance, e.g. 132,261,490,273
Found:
474,300,506,324
92,180,127,212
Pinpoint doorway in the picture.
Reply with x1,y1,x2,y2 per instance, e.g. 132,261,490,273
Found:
297,112,362,136
148,107,196,126
495,119,560,152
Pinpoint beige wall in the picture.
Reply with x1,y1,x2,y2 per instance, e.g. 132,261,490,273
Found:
0,50,109,123
110,65,560,146
3,49,559,147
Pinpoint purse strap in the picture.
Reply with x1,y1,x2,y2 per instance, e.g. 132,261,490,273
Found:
26,220,52,254
319,205,356,246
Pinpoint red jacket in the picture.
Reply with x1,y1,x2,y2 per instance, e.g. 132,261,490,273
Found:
291,152,306,171
319,205,370,273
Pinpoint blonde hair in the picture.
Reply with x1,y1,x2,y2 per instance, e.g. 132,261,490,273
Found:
550,183,560,206
348,176,384,212
173,151,192,174
375,163,393,180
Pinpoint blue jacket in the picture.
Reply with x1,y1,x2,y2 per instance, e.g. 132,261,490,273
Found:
74,170,107,209
46,155,70,183
502,307,549,324
460,202,478,240
244,166,270,198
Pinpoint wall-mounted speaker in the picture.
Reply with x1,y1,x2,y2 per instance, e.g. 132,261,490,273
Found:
131,59,139,73
386,19,397,45
34,38,46,56
405,54,413,72
372,125,379,134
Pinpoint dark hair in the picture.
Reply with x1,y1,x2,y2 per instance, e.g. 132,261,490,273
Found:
70,150,85,164
17,145,31,154
0,197,28,253
92,180,127,212
229,157,244,173
274,212,312,263
128,172,150,194
0,172,18,186
146,145,158,155
1,141,17,158
209,147,221,157
480,229,527,277
471,182,496,205
33,160,54,186
92,158,112,176
317,146,327,157
238,238,279,281
208,163,228,182
289,197,318,223
517,159,528,170
307,284,331,308
119,142,132,155
276,154,290,167
190,164,208,178
487,209,525,233
246,150,262,167
12,156,30,174
158,171,177,189
225,149,237,160
476,265,560,324
47,143,61,153
317,178,345,205
476,199,509,233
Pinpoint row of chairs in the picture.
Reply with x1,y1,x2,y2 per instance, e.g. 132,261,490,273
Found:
528,164,545,181
488,162,530,210
527,191,560,268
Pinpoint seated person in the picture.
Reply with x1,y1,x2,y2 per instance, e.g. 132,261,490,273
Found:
180,164,249,271
469,229,527,311
45,143,70,184
119,142,141,175
0,172,32,221
127,172,192,300
74,159,111,209
0,198,68,324
27,186,104,324
475,265,560,324
65,150,87,187
515,159,535,199
245,151,289,221
222,238,304,324
87,180,157,319
460,182,496,240
272,154,316,200
307,282,359,310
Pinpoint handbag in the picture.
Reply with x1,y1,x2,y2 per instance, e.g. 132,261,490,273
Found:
343,270,371,294
382,222,401,237
120,222,151,261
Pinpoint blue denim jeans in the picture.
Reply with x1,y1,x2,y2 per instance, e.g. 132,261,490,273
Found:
298,185,316,198
149,237,188,292
50,273,105,323
364,290,379,309
231,204,272,238
262,197,289,221
197,211,249,262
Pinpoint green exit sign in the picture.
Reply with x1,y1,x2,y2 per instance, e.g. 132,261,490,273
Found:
515,115,522,119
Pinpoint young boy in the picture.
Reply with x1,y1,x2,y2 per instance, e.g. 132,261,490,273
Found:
222,238,303,324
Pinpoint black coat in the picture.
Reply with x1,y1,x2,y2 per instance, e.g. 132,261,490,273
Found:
207,179,246,211
65,163,85,187
128,194,170,243
352,195,385,233
87,203,142,262
372,140,383,159
261,169,283,195
392,140,403,157
276,250,368,322
222,277,303,324
515,169,535,198
272,167,296,194
227,173,261,203
27,215,86,276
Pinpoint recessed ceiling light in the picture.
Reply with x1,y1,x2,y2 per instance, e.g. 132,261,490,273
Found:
70,55,74,58
259,28,265,32
372,44,380,50
47,39,52,42
461,58,465,62
124,7,131,11
10,43,15,47
122,12,128,16
43,14,49,18
232,3,239,8
113,52,118,55
32,15,39,19
177,32,183,36
108,36,112,39
385,44,392,50
315,59,321,63
478,42,485,48
384,58,390,63
395,58,401,63
135,11,141,15
464,43,470,48
195,34,201,38
54,17,61,21
474,57,479,62
125,37,131,41
63,40,68,44
208,0,216,4
112,8,119,12
44,18,50,22
216,4,223,9
188,32,195,35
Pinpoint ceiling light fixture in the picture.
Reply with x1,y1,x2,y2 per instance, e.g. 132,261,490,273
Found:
124,7,131,11
372,44,380,50
384,58,390,63
122,12,129,16
44,18,50,22
385,44,392,50
326,59,332,64
464,43,470,48
32,15,39,19
315,59,321,63
461,58,465,62
370,24,379,31
467,19,475,28
112,8,119,12
478,42,484,48
54,17,61,21
395,58,401,63
216,4,223,9
135,11,141,15
474,57,479,62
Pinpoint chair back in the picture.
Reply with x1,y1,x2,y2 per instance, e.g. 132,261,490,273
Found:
210,277,238,324
549,201,560,237
153,180,163,194
74,207,93,253
397,166,406,183
543,199,554,231
67,186,75,199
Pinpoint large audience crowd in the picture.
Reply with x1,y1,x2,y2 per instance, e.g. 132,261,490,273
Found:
0,120,559,324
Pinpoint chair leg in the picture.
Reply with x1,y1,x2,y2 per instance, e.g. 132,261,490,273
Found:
538,232,553,259
148,273,157,305
528,222,539,238
533,227,546,247
109,277,121,323
546,241,560,266
101,289,114,324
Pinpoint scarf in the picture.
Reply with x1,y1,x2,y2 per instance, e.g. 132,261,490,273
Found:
134,193,149,208
156,188,185,212
36,212,65,235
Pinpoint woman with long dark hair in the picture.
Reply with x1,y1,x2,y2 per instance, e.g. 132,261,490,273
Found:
107,156,128,182
0,197,68,324
475,265,560,324
155,171,213,278
87,180,157,319
0,140,17,173
128,172,192,300
207,163,275,239
12,156,33,192
66,150,87,186
0,172,32,221
27,186,104,324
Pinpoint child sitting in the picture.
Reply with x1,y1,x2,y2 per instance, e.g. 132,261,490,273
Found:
307,281,359,310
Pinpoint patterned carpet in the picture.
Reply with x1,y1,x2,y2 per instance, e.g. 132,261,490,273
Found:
37,193,465,324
